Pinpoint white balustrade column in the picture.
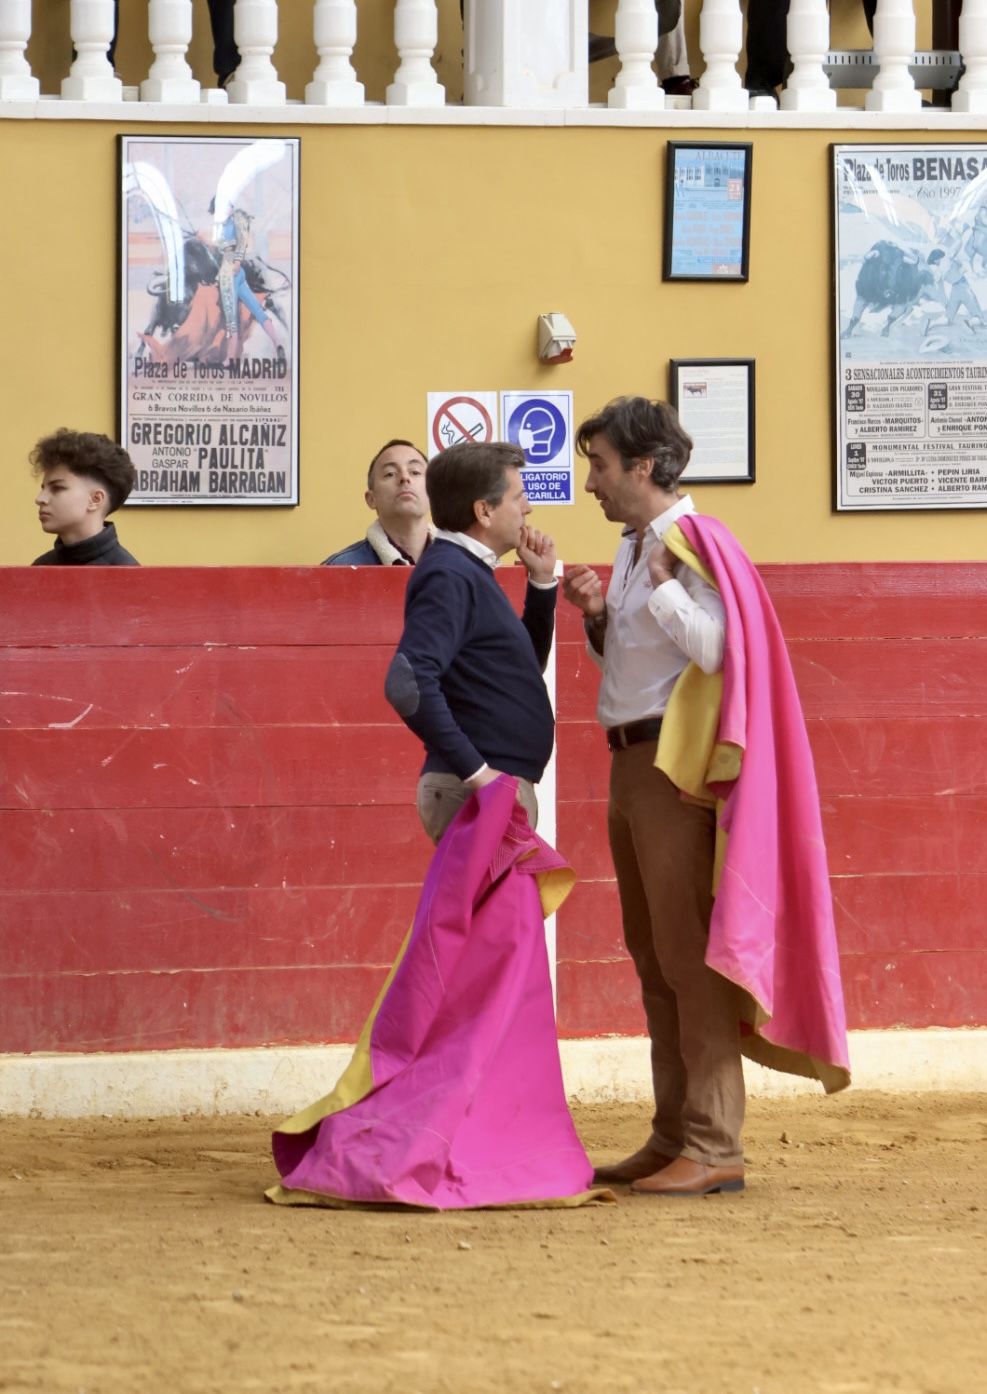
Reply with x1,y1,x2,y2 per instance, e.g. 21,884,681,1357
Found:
780,0,836,110
865,0,921,111
0,0,39,100
306,0,364,105
692,0,749,111
387,0,445,107
464,0,587,107
141,0,200,103
62,0,122,101
609,0,665,109
952,0,987,112
226,0,286,105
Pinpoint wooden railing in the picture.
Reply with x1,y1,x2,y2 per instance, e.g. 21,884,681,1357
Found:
1,0,985,117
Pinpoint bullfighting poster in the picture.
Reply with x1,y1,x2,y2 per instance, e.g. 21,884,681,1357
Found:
834,143,987,512
119,136,299,506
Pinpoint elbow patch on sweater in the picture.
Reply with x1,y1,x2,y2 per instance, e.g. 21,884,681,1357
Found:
385,652,420,717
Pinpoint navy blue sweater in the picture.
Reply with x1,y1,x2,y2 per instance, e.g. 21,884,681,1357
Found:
385,539,556,782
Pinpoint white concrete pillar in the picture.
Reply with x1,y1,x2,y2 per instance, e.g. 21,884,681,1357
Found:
226,0,286,105
62,0,123,101
464,0,587,108
692,0,749,111
141,0,201,103
306,0,364,105
609,0,665,109
865,0,921,111
952,0,987,112
0,0,39,99
387,0,445,106
780,0,836,110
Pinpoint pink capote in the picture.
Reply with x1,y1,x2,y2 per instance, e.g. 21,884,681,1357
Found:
269,778,595,1208
676,514,850,1092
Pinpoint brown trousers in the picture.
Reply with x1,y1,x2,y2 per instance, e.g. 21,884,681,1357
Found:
608,742,745,1167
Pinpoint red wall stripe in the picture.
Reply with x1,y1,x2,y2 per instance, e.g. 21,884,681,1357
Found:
2,564,985,1052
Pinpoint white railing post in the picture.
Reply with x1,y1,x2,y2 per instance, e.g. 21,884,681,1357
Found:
865,0,921,110
609,0,665,109
306,0,364,105
464,0,587,107
0,0,39,99
952,0,987,112
692,0,749,111
780,0,836,110
226,0,286,105
141,0,201,103
62,0,123,101
387,0,445,107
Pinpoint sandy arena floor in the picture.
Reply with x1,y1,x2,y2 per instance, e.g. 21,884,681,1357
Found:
1,1092,984,1394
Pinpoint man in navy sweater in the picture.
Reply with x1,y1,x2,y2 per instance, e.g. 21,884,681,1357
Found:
385,441,557,843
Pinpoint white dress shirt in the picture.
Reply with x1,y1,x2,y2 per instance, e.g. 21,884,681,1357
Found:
593,495,725,729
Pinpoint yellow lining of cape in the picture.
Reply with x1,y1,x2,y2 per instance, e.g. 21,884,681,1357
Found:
264,1185,616,1210
656,523,741,895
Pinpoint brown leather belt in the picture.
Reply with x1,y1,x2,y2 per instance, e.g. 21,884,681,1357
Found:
606,717,662,752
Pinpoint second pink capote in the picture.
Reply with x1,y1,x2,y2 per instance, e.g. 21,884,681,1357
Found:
268,778,595,1208
676,513,850,1092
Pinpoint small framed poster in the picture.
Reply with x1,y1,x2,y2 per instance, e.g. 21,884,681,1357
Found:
119,134,300,506
670,358,756,484
663,142,752,282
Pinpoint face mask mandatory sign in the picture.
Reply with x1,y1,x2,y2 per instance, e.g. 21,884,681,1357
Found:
502,390,574,505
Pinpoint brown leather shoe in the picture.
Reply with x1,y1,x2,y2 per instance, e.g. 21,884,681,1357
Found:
592,1142,674,1186
630,1156,745,1196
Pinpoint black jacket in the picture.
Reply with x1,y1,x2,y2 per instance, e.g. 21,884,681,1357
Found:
32,522,139,567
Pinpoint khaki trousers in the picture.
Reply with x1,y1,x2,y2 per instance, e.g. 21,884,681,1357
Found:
608,742,745,1167
416,772,538,845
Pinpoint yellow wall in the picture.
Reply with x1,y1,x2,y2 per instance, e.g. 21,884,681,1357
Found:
5,3,973,568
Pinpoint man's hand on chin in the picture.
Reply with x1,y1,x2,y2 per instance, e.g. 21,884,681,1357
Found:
516,525,557,584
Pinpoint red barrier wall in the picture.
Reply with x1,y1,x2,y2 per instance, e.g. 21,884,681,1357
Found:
2,564,985,1055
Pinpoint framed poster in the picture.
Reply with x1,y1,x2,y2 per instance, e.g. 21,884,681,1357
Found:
670,359,755,484
119,135,300,506
834,143,987,512
663,142,752,282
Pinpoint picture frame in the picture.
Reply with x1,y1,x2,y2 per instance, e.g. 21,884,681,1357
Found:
119,134,300,507
663,142,752,282
669,358,756,484
833,142,987,512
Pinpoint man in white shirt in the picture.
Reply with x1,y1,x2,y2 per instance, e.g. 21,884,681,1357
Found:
562,396,745,1198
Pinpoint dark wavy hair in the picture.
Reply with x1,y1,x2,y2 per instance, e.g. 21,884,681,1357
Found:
576,396,693,490
30,429,136,514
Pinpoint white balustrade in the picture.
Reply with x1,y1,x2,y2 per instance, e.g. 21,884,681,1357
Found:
609,0,664,110
141,0,200,103
0,0,39,99
692,0,749,111
6,0,987,121
464,0,587,107
781,0,836,110
307,0,364,106
226,0,286,105
387,0,445,107
62,0,122,101
866,0,921,111
953,0,987,112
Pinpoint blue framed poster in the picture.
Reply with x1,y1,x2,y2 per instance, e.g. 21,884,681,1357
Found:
663,142,752,282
